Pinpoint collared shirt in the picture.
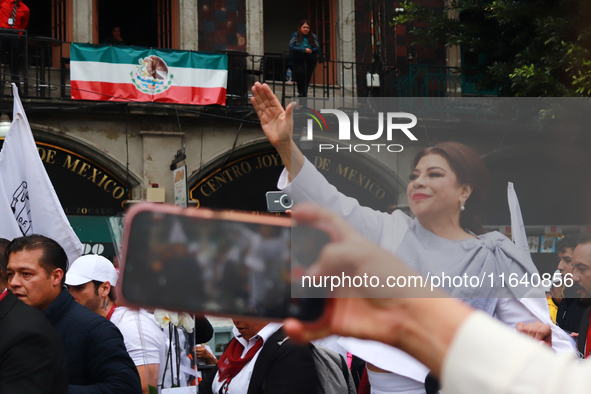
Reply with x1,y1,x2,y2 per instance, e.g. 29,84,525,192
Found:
0,0,29,30
212,323,282,394
0,288,7,302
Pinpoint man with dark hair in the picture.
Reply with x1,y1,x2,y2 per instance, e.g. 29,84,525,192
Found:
0,237,69,393
556,234,587,335
573,233,591,358
557,234,579,276
5,234,142,394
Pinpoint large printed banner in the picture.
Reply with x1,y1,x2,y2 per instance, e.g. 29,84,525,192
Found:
70,43,228,105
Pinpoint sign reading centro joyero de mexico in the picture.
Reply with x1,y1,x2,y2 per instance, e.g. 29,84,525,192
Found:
190,148,399,213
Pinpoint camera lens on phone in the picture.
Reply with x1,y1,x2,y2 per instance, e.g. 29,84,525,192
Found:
279,194,293,209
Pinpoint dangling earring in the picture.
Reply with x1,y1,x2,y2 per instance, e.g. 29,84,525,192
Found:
460,200,465,211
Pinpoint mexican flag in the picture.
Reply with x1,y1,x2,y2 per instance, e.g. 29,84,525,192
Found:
70,43,228,105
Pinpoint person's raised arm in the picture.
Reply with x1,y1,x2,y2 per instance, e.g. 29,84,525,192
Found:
251,82,305,182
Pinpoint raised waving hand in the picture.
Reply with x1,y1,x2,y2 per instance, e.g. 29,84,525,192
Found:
251,82,305,179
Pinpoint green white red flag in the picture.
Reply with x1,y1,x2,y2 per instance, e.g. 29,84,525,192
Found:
70,43,228,105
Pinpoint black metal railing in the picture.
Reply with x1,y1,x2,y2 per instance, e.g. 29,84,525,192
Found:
0,29,63,99
226,51,389,107
391,64,500,98
3,36,497,105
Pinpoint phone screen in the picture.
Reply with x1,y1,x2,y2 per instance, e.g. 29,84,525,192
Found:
121,210,328,321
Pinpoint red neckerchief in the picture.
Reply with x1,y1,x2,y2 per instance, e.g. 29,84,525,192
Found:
586,314,591,358
106,303,117,320
217,336,264,384
0,289,8,302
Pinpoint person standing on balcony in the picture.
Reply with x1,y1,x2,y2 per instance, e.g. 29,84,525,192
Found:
103,26,126,45
0,0,29,93
289,20,319,97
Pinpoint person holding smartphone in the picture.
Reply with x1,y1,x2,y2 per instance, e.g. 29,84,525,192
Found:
283,203,591,394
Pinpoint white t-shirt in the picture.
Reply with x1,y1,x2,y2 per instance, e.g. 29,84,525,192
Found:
110,307,167,369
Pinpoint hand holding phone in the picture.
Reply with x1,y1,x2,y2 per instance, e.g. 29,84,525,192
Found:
118,203,330,322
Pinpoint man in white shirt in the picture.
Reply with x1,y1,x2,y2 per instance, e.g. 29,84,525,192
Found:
66,254,165,394
282,203,591,394
200,318,320,394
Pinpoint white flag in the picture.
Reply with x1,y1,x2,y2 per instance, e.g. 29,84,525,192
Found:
507,182,529,254
0,84,83,265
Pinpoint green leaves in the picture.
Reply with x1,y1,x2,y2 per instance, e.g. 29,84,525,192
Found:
395,0,591,96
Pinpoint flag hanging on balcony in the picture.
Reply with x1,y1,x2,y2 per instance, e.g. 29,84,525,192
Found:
70,43,228,105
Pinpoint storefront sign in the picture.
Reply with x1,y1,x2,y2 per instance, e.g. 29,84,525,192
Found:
0,140,130,215
173,165,188,208
190,147,400,213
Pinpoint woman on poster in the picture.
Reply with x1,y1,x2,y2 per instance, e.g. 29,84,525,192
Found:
250,82,574,393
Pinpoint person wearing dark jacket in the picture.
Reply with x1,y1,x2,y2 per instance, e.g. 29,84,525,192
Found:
5,234,142,394
556,234,587,335
199,320,319,394
289,20,320,97
0,238,69,394
557,296,587,334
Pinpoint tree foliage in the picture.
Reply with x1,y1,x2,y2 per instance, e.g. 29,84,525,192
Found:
394,0,591,96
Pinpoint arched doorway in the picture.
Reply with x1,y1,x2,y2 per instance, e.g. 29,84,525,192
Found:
188,139,404,213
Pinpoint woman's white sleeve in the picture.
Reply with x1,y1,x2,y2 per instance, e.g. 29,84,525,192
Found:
443,311,585,394
278,158,396,244
493,297,576,354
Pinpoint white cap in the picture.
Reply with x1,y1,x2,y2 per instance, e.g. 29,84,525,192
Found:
65,255,118,287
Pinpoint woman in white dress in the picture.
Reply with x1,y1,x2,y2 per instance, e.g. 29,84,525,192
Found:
250,82,574,393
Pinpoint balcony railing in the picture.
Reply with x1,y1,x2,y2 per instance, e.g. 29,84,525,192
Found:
0,34,497,107
391,64,500,98
225,51,391,107
0,29,64,99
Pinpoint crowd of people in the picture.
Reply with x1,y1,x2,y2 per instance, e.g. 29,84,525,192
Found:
0,235,216,393
2,81,591,394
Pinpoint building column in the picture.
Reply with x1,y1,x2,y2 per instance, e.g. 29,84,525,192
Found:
336,0,356,95
141,131,185,203
72,0,94,43
246,0,264,56
179,0,199,51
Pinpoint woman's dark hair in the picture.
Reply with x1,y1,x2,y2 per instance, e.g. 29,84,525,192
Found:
297,20,316,47
413,142,490,234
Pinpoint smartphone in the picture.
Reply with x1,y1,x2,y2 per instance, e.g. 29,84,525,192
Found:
118,203,329,321
265,191,293,212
